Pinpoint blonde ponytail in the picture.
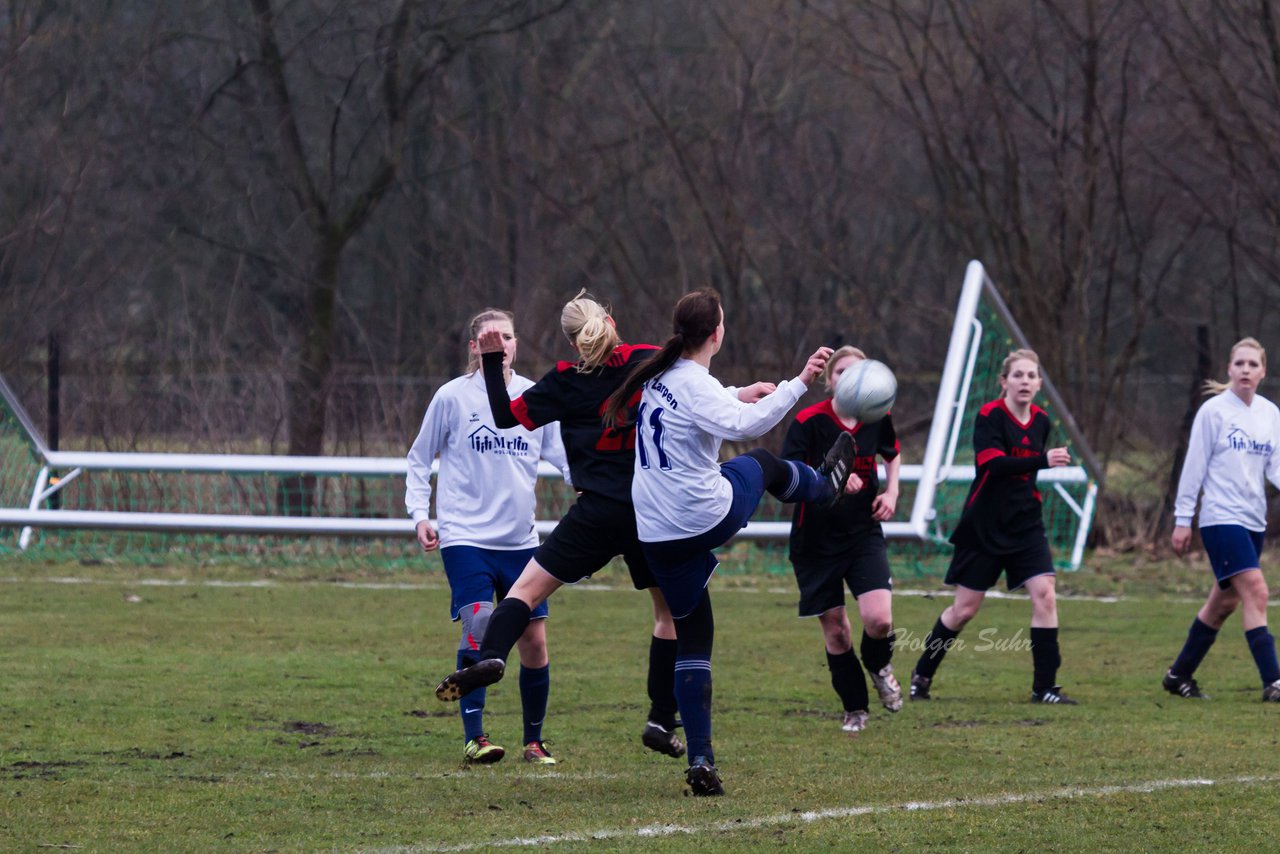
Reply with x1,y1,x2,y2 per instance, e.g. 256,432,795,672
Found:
561,289,621,371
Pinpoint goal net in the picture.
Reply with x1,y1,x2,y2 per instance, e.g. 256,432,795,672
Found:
909,261,1101,570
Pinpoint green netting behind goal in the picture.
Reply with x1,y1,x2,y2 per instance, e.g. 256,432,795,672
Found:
0,392,41,509
918,300,1095,571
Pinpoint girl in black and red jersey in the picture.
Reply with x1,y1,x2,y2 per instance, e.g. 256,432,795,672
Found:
434,291,776,759
909,349,1078,705
783,346,904,734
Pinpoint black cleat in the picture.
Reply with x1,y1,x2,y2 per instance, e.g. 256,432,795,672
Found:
1162,669,1208,699
909,668,932,701
435,658,505,702
1263,680,1280,702
642,721,686,758
685,756,724,796
1030,685,1079,705
818,432,858,507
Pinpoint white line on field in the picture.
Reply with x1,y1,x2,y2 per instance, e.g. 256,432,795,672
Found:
383,774,1279,853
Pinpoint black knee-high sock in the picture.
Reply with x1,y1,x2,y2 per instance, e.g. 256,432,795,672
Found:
744,448,827,503
914,617,960,679
827,649,869,712
861,630,894,674
1030,627,1062,693
647,635,679,728
477,598,532,662
745,448,795,494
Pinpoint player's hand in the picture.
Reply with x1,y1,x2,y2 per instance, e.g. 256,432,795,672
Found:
1046,447,1071,467
416,520,440,552
871,489,898,521
476,329,505,355
1171,525,1192,555
844,472,864,494
737,382,777,403
799,347,833,385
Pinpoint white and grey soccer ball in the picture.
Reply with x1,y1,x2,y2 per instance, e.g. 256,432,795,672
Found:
834,359,897,423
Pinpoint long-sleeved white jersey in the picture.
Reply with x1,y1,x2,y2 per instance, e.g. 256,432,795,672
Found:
405,370,570,550
1174,388,1280,532
631,358,808,542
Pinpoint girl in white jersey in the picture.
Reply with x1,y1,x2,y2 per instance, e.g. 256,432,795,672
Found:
406,308,571,764
603,288,861,796
1163,337,1280,703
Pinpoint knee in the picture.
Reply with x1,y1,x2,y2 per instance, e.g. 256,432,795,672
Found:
1242,574,1270,607
862,614,893,639
651,593,677,639
946,603,978,628
516,623,549,665
517,635,547,661
818,610,851,649
1202,596,1237,625
1031,589,1057,615
822,624,852,653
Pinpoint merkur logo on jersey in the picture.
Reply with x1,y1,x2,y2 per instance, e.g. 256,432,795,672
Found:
1227,426,1274,457
469,425,530,456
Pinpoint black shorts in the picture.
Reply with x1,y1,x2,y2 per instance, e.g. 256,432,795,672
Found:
792,530,892,617
943,538,1055,592
534,491,656,590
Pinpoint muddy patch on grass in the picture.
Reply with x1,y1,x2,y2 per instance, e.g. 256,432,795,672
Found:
282,720,335,736
7,759,86,779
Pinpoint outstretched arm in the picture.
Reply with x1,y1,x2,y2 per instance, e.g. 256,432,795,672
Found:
481,350,521,429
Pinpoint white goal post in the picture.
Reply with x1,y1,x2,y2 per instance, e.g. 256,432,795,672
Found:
0,261,1101,567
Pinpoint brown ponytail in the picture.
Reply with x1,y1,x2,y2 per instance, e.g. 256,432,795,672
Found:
603,288,721,426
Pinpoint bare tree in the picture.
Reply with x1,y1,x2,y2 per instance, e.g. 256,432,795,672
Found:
179,0,571,509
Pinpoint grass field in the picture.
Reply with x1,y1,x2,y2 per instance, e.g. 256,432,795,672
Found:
3,559,1279,851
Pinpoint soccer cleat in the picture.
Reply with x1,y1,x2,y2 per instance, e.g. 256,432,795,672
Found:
1030,685,1079,705
1263,680,1280,702
463,734,505,764
522,740,557,765
435,658,506,702
685,756,724,796
818,432,858,506
642,721,686,758
909,669,932,701
1162,669,1208,699
841,710,869,733
870,663,904,712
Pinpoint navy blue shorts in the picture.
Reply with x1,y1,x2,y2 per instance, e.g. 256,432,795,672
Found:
943,537,1055,592
642,456,766,619
441,545,547,621
1200,524,1265,591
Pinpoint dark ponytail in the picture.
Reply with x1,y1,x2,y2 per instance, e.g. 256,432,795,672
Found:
603,288,721,427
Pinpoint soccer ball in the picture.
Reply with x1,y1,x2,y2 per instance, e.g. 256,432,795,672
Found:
834,359,897,423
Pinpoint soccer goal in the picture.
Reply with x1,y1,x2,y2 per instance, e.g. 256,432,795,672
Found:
0,260,1099,569
741,260,1101,571
910,260,1101,569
